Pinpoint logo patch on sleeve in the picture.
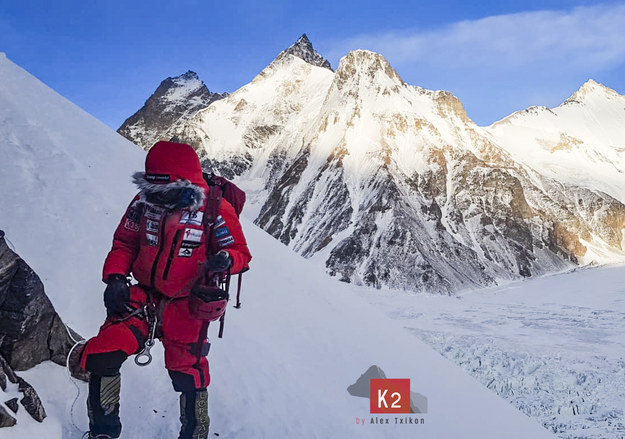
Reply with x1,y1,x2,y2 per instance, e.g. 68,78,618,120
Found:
127,207,141,223
146,233,158,247
178,247,193,258
214,226,231,238
215,215,226,228
180,211,204,226
217,236,235,248
183,228,203,243
146,220,159,233
124,219,140,232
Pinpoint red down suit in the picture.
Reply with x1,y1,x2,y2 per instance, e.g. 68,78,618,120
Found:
81,141,252,391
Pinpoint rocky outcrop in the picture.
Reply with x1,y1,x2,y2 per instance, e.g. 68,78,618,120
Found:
0,230,86,377
0,229,89,428
0,353,46,424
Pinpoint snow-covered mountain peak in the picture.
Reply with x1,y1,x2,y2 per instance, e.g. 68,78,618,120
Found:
278,33,332,71
158,70,208,101
564,79,622,105
118,70,226,149
331,50,406,99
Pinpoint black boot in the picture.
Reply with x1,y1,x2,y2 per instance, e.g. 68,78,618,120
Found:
87,373,122,438
179,389,209,439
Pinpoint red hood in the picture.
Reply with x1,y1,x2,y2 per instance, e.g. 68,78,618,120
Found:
145,141,205,186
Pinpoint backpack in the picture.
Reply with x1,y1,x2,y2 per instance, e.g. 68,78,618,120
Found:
201,172,247,337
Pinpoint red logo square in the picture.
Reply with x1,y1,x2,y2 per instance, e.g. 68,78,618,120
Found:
370,378,410,413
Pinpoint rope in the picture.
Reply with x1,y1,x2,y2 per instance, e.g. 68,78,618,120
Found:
63,322,87,433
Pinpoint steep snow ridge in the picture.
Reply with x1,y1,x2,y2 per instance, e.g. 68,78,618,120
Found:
180,54,335,179
487,80,625,203
0,54,145,327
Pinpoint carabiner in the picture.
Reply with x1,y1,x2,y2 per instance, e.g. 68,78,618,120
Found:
134,339,154,366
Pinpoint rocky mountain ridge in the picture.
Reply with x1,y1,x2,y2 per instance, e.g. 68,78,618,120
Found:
120,39,625,294
118,34,331,149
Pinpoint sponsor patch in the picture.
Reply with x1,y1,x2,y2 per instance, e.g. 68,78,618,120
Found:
183,228,203,243
127,206,141,223
146,219,159,233
181,241,201,249
145,173,171,183
145,206,164,220
180,210,204,226
214,226,230,239
215,215,226,228
178,247,193,258
124,218,139,232
146,233,158,247
217,236,235,248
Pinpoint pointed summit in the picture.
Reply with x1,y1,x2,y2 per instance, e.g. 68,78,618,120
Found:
118,70,226,149
279,34,332,71
564,79,621,104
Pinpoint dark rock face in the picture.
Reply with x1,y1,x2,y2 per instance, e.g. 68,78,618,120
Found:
118,71,226,150
4,398,18,414
279,34,333,71
17,376,46,422
0,353,46,424
0,230,92,428
0,231,86,379
0,404,16,427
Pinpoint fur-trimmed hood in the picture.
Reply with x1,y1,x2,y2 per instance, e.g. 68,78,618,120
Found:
133,172,206,211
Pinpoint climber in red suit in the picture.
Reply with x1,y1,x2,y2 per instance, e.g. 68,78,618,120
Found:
80,141,251,439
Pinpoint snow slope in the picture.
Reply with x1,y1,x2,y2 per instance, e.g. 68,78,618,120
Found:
6,218,556,439
0,52,145,326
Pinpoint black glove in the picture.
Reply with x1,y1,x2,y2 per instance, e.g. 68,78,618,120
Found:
104,274,130,316
205,251,231,273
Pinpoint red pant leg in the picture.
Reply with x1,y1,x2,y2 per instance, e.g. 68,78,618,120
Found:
161,298,210,391
80,286,150,374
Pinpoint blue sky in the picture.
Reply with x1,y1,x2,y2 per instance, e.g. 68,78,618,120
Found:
1,0,624,127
